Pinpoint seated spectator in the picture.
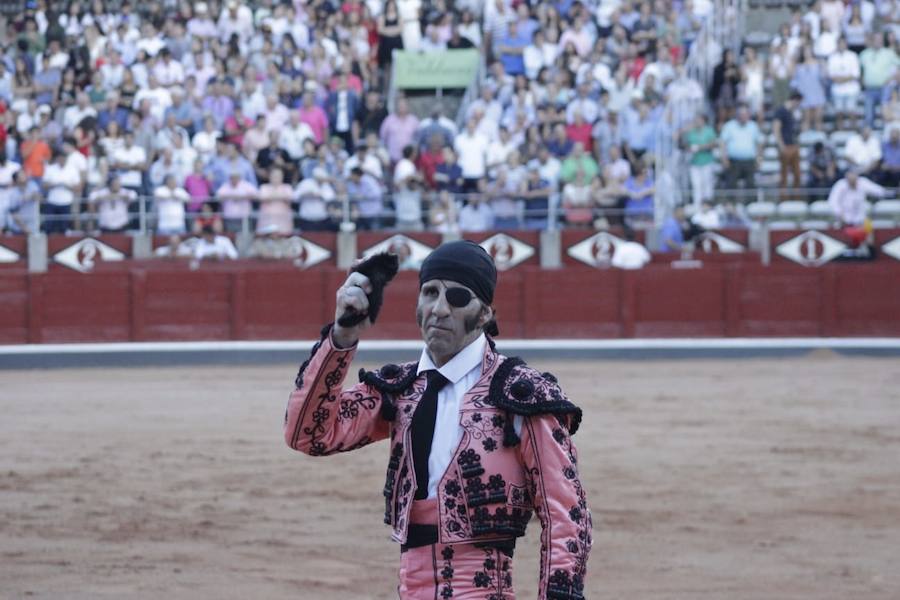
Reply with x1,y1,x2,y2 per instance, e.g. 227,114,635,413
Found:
546,122,574,158
624,162,656,222
623,101,657,166
193,225,238,261
691,201,722,230
486,169,520,230
256,167,294,236
827,37,861,131
416,104,457,149
154,174,190,236
808,142,839,190
111,130,147,194
719,104,762,189
216,170,259,233
434,147,465,194
20,126,51,180
660,205,703,252
279,111,315,163
88,175,136,233
828,169,891,226
844,127,882,177
184,159,214,216
191,202,224,236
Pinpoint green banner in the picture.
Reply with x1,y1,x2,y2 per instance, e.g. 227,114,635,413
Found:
393,49,480,89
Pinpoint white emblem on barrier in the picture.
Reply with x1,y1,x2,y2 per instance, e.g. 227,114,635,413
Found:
775,230,846,267
285,236,331,268
54,238,126,273
883,236,900,261
0,244,20,263
362,234,433,270
567,232,625,267
479,233,534,271
697,232,745,253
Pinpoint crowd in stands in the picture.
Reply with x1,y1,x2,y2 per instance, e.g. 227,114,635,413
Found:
0,0,712,241
0,0,897,247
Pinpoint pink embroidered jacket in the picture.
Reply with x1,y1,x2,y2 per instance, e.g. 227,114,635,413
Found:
285,325,591,600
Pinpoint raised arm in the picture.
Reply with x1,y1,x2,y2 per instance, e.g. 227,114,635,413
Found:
284,272,391,456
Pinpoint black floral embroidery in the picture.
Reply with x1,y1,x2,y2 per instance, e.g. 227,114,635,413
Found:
471,412,482,422
473,572,491,588
482,438,498,452
552,428,567,444
445,480,461,497
439,544,455,598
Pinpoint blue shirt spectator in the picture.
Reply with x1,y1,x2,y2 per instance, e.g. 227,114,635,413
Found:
720,112,762,160
498,22,530,77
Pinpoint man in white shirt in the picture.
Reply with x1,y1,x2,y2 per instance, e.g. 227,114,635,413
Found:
42,151,81,234
295,167,335,230
89,175,136,232
0,156,20,233
844,127,882,176
523,29,557,80
112,131,148,193
194,225,239,261
827,170,891,225
63,92,97,133
154,174,190,235
152,48,185,87
278,111,315,162
827,37,861,130
133,75,173,124
453,119,489,193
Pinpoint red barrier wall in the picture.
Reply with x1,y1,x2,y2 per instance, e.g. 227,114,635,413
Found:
2,260,899,344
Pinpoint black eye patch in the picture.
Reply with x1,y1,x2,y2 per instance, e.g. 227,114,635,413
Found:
445,287,473,308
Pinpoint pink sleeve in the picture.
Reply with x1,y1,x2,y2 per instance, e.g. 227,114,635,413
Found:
519,414,592,600
284,330,390,456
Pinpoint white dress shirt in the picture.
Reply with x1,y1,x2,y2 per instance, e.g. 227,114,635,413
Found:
416,333,522,498
827,176,886,225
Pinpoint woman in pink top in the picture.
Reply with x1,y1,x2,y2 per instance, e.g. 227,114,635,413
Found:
297,90,329,143
256,167,295,236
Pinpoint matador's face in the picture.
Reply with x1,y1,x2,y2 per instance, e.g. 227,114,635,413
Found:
416,279,492,367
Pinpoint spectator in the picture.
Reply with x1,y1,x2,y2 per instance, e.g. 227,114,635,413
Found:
719,104,763,189
827,170,891,226
216,170,259,233
660,205,703,251
860,32,899,128
256,131,295,185
88,175,136,233
623,101,657,166
792,46,826,131
458,193,493,232
194,225,239,261
154,174,190,236
417,105,456,149
710,49,740,126
808,142,838,190
0,153,21,233
878,128,900,187
325,73,360,152
42,150,80,234
773,91,804,191
111,130,148,194
256,167,294,236
429,190,460,233
377,1,404,70
379,96,419,163
184,159,213,216
295,167,336,231
454,119,489,192
740,47,765,124
691,201,722,230
278,111,315,163
844,127,882,177
20,126,51,180
560,142,599,184
346,167,384,230
623,162,656,223
827,37,861,131
297,90,329,145
561,169,593,227
682,114,718,208
521,167,553,229
8,170,42,235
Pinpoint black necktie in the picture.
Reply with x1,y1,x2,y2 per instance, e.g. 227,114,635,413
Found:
410,370,450,500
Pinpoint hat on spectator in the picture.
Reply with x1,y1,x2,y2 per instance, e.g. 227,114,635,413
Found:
313,167,329,180
195,2,208,13
36,104,52,116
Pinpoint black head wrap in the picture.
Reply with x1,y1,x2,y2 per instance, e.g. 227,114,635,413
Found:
419,240,497,305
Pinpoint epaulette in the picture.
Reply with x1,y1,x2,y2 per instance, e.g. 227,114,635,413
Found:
488,357,583,446
358,361,419,421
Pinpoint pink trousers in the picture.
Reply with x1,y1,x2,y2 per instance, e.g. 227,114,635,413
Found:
397,499,515,599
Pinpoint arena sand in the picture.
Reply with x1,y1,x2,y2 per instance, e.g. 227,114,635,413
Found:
2,353,899,599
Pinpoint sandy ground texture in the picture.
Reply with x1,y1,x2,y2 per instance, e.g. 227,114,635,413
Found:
2,352,900,600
